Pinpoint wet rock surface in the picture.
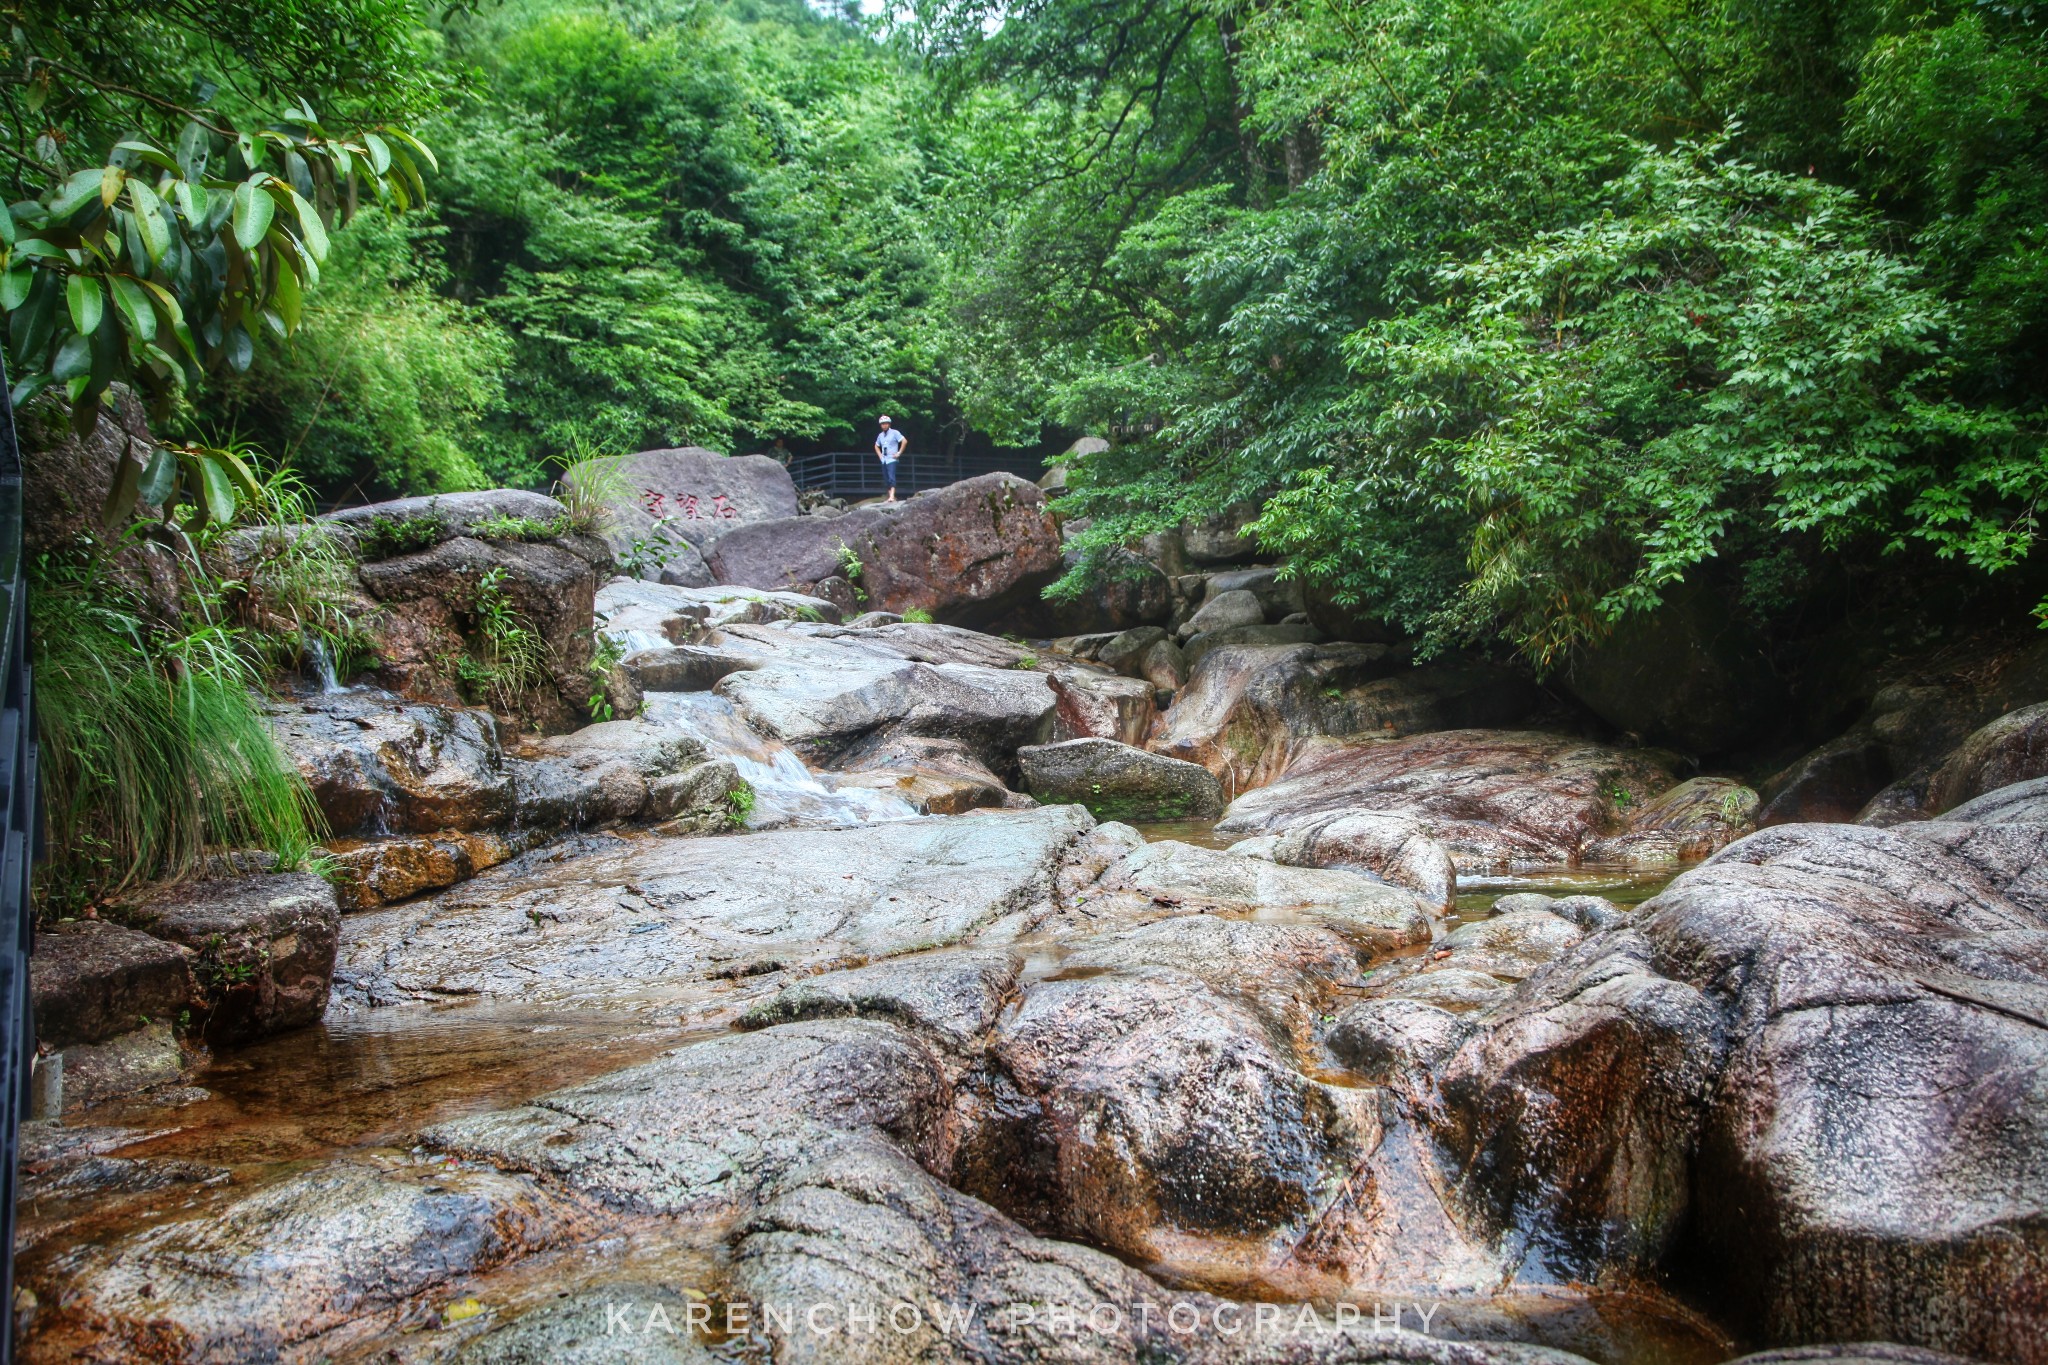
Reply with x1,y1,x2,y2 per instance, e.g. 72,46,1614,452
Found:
30,921,193,1049
116,872,340,1043
28,526,2043,1365
333,806,1096,1014
1155,647,1538,796
1018,737,1225,822
1643,822,2048,1363
1218,730,1676,869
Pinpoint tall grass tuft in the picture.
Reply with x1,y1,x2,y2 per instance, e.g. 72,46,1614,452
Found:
33,558,322,910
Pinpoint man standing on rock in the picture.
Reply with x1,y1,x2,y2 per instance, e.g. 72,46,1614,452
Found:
874,415,905,502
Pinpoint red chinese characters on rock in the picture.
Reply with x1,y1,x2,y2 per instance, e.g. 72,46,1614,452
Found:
640,489,742,521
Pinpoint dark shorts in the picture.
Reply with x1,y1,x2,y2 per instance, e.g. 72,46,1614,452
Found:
882,459,897,486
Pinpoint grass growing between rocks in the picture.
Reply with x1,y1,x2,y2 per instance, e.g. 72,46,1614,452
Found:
33,558,322,911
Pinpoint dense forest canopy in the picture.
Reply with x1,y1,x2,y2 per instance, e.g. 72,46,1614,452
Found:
4,0,2047,660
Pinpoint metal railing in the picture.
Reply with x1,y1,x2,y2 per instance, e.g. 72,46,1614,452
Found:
786,449,1045,499
0,357,35,1365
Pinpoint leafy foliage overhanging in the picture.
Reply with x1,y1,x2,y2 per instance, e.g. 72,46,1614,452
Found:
922,0,2048,662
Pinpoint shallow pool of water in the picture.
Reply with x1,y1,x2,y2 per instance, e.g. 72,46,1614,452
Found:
83,1003,695,1171
1131,817,1237,848
1451,864,1681,923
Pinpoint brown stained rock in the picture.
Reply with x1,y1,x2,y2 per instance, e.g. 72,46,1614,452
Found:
358,534,608,731
30,921,193,1049
1155,646,1535,797
1217,730,1675,870
1048,666,1157,746
322,831,543,910
706,474,1062,626
1639,822,2048,1363
118,873,340,1043
17,1160,593,1363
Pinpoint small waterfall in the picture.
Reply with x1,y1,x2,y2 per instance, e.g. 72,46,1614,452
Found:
602,626,673,657
304,634,353,695
641,693,920,828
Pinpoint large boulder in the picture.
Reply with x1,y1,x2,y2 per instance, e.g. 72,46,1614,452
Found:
1217,731,1676,869
1047,666,1156,746
1759,682,1996,827
706,473,1062,626
1017,738,1225,822
268,692,516,837
1925,700,2048,814
1638,822,2048,1362
1203,565,1306,619
960,915,1369,1268
1176,587,1265,639
354,531,610,730
1028,546,1173,635
116,873,339,1043
1433,929,1726,1280
1154,645,1537,796
561,447,800,584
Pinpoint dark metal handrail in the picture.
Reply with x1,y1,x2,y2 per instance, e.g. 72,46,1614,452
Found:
0,356,35,1365
786,449,1045,498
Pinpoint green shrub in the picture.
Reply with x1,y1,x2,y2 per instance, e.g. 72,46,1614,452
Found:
457,566,551,712
356,512,448,561
470,512,571,543
901,607,934,624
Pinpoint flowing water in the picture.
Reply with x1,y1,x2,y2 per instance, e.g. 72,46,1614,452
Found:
301,633,355,695
640,691,922,828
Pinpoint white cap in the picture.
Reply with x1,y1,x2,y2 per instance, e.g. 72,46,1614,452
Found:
878,415,892,423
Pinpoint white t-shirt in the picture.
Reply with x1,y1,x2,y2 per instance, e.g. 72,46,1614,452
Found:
876,428,905,462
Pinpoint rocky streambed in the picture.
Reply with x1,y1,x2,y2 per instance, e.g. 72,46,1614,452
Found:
20,480,2048,1362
